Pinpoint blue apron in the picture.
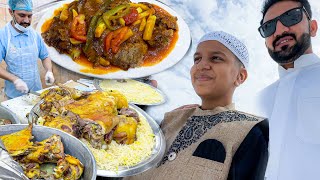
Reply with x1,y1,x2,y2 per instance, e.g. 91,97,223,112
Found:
4,24,42,99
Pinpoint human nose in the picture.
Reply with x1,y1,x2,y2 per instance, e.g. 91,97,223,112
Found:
22,17,31,24
196,58,211,70
273,19,290,37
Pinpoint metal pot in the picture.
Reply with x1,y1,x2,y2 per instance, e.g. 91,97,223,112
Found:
0,124,97,180
0,106,20,124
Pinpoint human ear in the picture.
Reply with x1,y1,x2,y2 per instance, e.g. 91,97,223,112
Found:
8,9,13,16
310,20,318,37
235,68,247,86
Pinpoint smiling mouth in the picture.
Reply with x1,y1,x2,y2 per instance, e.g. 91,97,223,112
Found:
195,75,213,81
275,37,294,47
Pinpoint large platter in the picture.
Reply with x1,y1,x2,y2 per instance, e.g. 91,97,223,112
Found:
29,100,166,177
0,124,97,180
36,0,191,79
93,79,166,106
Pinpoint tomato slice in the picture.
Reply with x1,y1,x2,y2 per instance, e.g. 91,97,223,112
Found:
71,14,87,42
123,8,139,25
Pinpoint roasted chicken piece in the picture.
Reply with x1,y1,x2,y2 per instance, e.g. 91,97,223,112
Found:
106,90,129,109
19,162,41,179
113,116,138,144
43,115,80,138
55,154,84,180
0,124,34,156
21,134,65,164
78,118,107,149
66,91,120,117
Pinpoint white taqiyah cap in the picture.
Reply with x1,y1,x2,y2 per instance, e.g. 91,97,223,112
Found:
198,31,249,69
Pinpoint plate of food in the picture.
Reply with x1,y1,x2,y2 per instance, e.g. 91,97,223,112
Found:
28,85,165,177
0,124,97,179
36,0,191,79
94,78,166,105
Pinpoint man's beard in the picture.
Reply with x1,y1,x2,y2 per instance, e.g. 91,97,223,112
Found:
267,32,311,65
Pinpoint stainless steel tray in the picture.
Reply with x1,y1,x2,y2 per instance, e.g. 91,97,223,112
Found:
29,100,166,177
94,78,166,106
0,124,97,180
0,106,20,124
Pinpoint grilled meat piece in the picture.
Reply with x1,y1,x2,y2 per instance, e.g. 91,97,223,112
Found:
78,118,106,149
119,108,140,122
147,28,174,48
113,116,138,145
54,154,84,180
111,41,148,70
21,135,65,164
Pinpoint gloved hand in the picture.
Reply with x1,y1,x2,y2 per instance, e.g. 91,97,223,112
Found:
13,79,29,93
45,71,55,85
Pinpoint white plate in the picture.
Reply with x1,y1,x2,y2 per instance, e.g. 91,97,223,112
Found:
36,0,191,79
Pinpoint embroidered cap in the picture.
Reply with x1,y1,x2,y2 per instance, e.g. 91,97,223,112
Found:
198,31,249,69
8,0,33,11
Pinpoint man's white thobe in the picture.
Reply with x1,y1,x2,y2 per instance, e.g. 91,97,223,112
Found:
257,53,320,180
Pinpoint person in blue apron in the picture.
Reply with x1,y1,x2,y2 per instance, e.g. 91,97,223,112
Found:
0,0,54,99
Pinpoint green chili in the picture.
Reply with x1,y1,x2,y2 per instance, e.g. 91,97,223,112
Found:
84,0,112,52
102,4,130,30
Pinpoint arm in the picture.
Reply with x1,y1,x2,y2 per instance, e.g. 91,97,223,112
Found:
0,66,19,82
42,57,53,73
36,31,55,85
227,120,269,180
42,57,55,85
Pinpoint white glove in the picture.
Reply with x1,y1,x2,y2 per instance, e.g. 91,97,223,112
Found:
45,71,55,85
13,79,29,93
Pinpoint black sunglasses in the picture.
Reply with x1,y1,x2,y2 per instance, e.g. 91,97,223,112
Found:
258,6,311,38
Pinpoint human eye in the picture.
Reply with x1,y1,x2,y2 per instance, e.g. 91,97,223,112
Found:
194,56,201,63
211,56,223,62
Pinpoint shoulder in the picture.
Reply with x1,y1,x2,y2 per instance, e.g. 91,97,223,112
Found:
233,111,269,141
234,110,267,122
0,25,8,40
161,107,197,128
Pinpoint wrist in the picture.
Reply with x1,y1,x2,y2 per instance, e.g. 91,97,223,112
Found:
13,78,21,84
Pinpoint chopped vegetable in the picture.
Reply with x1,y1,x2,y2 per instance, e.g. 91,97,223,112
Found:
70,48,81,60
119,18,126,26
129,3,149,11
122,8,139,25
105,26,133,54
84,0,112,52
102,4,130,30
70,38,84,45
95,18,107,38
70,14,87,42
99,57,110,66
139,17,146,31
133,19,141,26
136,7,143,13
59,8,69,21
143,15,156,40
138,8,155,19
72,9,78,18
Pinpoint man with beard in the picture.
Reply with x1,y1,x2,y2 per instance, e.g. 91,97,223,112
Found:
0,0,55,99
257,0,320,179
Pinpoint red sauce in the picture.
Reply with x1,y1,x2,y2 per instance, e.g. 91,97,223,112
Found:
75,55,121,74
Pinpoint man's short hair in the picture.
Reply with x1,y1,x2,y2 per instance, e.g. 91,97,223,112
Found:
260,0,312,25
